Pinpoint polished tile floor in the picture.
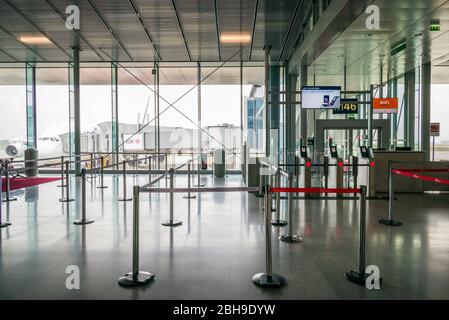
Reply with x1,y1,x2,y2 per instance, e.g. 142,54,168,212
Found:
0,173,448,300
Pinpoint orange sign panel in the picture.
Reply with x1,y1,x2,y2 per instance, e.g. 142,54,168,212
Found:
373,98,399,114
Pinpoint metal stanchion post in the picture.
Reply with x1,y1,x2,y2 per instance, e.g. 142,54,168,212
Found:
57,156,66,187
118,186,155,287
90,153,94,183
183,161,196,199
252,184,286,288
118,160,132,202
97,156,107,189
74,169,94,225
345,186,379,285
59,160,74,203
323,156,329,190
0,167,11,228
195,152,205,188
352,156,358,196
162,169,182,227
379,161,402,226
271,169,287,226
2,161,17,203
336,158,344,199
165,153,170,179
280,173,303,243
148,157,152,184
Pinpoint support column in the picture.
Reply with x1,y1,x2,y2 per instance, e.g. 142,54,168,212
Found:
197,63,204,187
153,62,160,169
405,70,416,149
240,61,244,158
285,63,298,174
73,47,81,176
391,78,398,148
111,63,119,172
300,65,308,143
25,63,37,149
264,46,271,158
270,66,280,163
368,85,374,148
421,62,431,161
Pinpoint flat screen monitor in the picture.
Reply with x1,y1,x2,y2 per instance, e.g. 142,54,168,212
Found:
302,86,341,109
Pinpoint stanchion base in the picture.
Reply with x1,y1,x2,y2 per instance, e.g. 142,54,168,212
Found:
73,219,95,225
183,194,197,199
97,186,108,189
118,271,155,287
344,271,371,286
280,234,303,243
379,219,402,227
59,198,74,203
252,273,286,288
161,220,182,227
0,222,11,228
194,184,205,188
271,219,288,227
2,198,17,203
118,198,133,202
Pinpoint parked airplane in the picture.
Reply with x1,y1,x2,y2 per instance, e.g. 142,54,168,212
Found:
3,136,64,159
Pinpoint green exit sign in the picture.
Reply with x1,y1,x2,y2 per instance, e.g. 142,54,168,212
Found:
430,24,441,31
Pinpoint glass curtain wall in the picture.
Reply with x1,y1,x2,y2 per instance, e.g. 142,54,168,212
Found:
36,66,69,167
79,64,112,168
117,65,155,169
0,65,26,159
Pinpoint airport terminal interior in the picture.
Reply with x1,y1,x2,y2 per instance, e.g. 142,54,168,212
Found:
1,0,449,300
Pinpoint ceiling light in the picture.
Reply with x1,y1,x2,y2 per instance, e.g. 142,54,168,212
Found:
19,36,51,44
220,33,251,44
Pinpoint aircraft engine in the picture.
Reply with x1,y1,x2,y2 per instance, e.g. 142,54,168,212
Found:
5,143,26,158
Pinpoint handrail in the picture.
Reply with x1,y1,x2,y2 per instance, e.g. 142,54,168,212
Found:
144,159,192,188
259,160,289,178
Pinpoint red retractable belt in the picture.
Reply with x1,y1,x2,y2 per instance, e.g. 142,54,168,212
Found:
392,169,449,185
270,187,361,194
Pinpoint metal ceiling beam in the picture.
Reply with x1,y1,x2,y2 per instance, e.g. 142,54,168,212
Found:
341,0,449,77
278,0,302,61
87,0,134,62
42,0,106,62
0,24,47,61
249,0,259,61
0,48,18,62
128,0,163,62
2,0,72,60
213,0,222,61
288,0,314,62
170,0,192,62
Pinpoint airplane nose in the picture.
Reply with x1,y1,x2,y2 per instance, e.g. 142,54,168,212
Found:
5,145,18,157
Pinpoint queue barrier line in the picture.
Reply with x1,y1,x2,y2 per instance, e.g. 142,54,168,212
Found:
392,169,449,185
393,168,449,173
270,187,361,194
141,186,260,193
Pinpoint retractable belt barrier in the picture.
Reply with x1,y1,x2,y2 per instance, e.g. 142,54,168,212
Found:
380,164,449,227
392,169,449,184
267,185,372,287
270,187,361,194
0,168,11,228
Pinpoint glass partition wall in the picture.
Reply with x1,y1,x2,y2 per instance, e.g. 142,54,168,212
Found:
3,61,443,172
0,62,265,173
0,66,26,160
